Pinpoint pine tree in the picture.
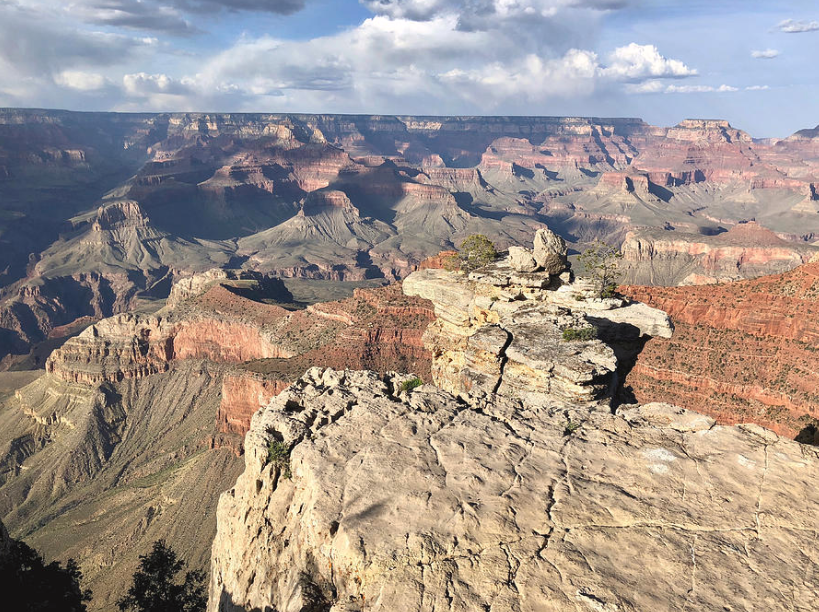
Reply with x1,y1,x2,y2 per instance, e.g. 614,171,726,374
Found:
578,241,623,298
117,540,206,612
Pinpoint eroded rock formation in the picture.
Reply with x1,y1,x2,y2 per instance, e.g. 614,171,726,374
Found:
403,256,671,407
210,367,819,612
620,222,819,286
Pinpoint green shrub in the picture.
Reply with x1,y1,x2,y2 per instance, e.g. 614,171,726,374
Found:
267,440,292,479
457,234,498,273
562,326,597,342
400,377,423,393
118,540,205,612
564,420,581,436
578,241,623,298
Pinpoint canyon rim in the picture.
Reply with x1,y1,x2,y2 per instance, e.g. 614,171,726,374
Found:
3,0,819,609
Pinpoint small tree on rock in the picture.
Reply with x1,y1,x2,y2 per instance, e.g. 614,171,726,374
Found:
578,241,623,298
452,234,498,273
117,540,206,612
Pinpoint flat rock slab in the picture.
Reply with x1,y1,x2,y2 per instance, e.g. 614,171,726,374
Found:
210,369,819,612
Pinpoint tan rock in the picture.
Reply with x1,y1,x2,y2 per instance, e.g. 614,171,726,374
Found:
403,268,671,407
508,246,539,273
533,228,568,276
210,368,819,612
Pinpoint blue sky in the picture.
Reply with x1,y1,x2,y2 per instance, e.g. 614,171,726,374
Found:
0,0,817,136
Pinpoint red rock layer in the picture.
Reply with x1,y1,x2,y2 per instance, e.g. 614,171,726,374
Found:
217,371,291,435
227,283,435,435
48,279,435,436
622,262,819,438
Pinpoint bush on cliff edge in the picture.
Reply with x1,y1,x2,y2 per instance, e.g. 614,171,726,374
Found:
446,234,498,273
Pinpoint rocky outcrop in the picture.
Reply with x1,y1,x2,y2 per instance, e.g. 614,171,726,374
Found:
45,308,293,385
403,254,671,407
533,227,569,275
210,368,819,612
622,260,819,438
48,279,434,432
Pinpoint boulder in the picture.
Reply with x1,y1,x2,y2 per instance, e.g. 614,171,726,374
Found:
507,246,539,272
533,228,568,275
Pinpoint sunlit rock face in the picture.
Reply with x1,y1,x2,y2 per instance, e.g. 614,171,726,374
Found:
623,258,819,440
209,366,819,612
403,250,671,408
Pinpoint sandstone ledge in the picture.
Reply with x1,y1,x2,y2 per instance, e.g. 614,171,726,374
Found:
210,368,819,612
402,267,672,407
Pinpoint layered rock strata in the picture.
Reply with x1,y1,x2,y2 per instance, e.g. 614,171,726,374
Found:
620,222,819,286
403,259,671,408
210,368,819,612
622,260,819,438
6,111,819,364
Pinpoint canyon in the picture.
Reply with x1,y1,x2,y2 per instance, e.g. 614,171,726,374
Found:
3,110,819,609
0,271,433,610
4,111,819,365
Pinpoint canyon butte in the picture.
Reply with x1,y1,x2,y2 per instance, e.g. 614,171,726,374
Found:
1,111,819,610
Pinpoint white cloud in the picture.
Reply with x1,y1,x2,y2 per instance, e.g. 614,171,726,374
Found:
745,85,769,91
0,0,702,115
665,83,738,94
624,79,664,94
123,72,194,95
438,49,600,105
628,81,741,95
182,24,696,113
54,70,109,91
751,49,779,59
361,0,631,22
601,43,697,80
777,18,819,33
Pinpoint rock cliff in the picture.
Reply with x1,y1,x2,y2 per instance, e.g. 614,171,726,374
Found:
622,260,819,439
620,222,819,286
210,367,819,611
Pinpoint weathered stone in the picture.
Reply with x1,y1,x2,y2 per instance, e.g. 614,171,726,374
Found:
403,268,672,407
210,369,819,612
533,227,568,275
508,246,539,272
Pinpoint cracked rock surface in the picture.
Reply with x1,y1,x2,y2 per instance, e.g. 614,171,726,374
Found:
402,267,671,407
209,368,819,612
